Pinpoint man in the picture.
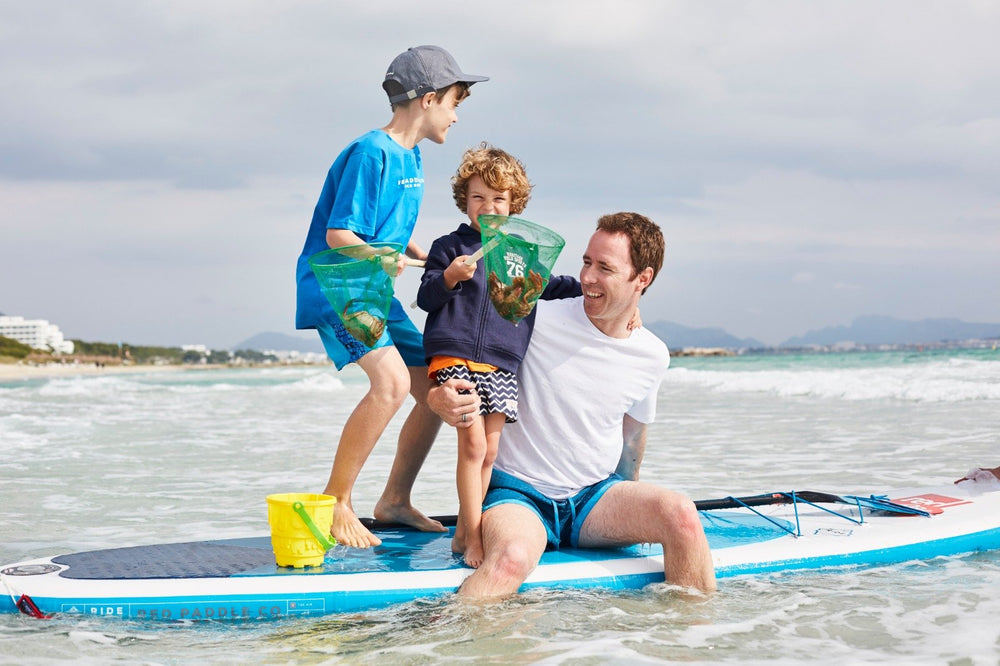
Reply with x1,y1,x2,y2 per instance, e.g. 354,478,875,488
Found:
428,212,717,596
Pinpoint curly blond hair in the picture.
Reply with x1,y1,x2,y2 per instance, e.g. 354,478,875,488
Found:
452,142,532,215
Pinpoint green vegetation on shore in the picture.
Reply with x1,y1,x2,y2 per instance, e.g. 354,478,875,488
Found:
73,340,279,365
0,335,33,360
1,336,279,366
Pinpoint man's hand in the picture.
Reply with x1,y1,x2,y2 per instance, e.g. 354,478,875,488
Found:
427,378,481,428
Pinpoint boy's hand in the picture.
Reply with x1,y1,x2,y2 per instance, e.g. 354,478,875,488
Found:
374,252,406,277
443,255,477,289
627,307,643,331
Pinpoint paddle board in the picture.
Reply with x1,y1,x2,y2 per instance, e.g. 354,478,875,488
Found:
3,478,999,622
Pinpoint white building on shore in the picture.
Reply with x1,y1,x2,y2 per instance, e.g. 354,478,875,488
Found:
0,314,75,354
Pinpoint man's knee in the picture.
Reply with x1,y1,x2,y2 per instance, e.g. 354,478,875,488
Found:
480,507,546,585
458,521,542,598
652,492,704,542
489,539,538,582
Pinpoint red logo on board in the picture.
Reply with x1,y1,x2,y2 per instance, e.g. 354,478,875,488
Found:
889,494,972,515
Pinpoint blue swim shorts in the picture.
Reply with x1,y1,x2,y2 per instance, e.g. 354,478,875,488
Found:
483,468,624,549
317,298,425,370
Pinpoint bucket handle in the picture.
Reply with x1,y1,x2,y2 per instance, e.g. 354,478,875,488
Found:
292,501,338,552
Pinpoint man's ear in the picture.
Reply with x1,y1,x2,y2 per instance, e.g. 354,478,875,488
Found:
421,91,437,108
635,266,654,292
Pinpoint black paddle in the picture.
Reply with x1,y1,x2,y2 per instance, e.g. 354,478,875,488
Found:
359,490,866,531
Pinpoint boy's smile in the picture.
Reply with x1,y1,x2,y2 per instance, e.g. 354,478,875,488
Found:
465,175,512,229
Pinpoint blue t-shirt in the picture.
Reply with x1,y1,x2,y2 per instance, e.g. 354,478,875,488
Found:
296,130,424,329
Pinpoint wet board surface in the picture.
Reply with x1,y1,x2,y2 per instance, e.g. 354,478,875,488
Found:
3,482,999,622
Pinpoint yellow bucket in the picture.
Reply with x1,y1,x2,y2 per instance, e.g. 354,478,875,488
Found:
266,493,338,568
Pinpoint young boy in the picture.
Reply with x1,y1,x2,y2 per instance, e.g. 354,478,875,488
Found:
417,144,582,567
295,46,488,549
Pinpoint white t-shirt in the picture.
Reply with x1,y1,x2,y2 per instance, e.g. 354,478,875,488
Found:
494,297,670,499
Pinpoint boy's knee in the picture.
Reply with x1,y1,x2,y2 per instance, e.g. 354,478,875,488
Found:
372,372,411,406
458,436,488,461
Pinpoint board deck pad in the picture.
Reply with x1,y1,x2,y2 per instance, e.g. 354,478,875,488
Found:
47,513,790,582
52,541,277,580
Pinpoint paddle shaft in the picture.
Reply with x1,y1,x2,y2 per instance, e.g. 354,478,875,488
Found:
360,490,851,530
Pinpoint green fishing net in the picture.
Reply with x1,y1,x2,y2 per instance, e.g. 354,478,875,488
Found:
478,215,566,324
308,242,402,347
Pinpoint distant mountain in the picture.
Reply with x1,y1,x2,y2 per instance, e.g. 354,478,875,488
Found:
781,316,1000,347
235,315,1000,355
232,332,324,353
646,321,764,350
237,324,764,354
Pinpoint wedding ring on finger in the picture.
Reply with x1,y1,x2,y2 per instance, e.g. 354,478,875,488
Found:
461,413,468,423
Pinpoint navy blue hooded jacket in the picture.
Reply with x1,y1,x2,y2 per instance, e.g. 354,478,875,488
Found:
417,223,581,373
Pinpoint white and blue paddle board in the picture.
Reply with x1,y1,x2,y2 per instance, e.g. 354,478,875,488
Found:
3,478,1000,622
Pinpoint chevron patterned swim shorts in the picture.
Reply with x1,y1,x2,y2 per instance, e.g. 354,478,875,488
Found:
433,362,518,423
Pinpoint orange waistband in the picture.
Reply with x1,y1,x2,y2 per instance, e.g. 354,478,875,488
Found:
428,356,498,377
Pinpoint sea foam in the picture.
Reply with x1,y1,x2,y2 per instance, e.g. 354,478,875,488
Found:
666,359,1000,403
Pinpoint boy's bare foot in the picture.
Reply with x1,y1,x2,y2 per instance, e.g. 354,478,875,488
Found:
452,516,467,553
463,537,484,568
373,500,447,533
331,503,381,548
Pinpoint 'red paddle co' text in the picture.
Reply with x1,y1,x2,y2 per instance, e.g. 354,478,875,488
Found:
81,602,313,620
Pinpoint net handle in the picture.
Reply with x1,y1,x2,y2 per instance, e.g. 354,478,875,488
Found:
463,247,484,266
463,234,503,266
336,244,424,267
407,237,500,309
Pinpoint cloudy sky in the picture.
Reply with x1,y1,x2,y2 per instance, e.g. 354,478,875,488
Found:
2,1,998,348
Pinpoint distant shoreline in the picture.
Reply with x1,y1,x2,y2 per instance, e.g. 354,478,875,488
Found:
0,361,191,382
0,359,333,382
2,339,993,383
676,339,999,356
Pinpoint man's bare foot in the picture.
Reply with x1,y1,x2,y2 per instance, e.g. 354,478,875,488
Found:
373,500,447,533
331,503,381,548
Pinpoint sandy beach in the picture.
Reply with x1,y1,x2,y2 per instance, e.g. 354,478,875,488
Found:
0,361,187,382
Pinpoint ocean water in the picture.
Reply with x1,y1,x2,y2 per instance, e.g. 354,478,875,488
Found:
1,348,998,665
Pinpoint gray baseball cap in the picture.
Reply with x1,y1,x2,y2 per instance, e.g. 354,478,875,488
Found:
383,45,489,104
